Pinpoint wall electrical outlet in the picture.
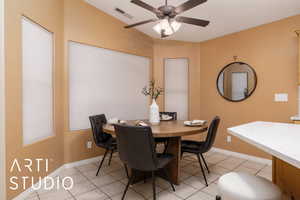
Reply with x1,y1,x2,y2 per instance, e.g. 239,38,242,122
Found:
227,136,232,143
86,141,92,149
274,93,288,102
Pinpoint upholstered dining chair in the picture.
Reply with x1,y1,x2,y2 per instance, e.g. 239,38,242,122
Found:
114,124,175,200
89,114,118,176
155,112,177,153
181,116,220,186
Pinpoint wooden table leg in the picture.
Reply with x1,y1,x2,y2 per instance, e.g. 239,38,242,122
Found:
165,136,181,185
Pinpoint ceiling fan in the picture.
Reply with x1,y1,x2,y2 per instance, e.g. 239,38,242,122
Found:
124,0,210,38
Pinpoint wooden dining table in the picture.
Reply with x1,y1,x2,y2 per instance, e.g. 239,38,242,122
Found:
103,120,207,185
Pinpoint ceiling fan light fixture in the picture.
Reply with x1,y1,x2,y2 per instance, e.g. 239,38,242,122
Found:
153,19,181,37
170,20,182,32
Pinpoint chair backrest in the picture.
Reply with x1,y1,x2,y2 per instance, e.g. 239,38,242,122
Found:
114,124,158,171
202,116,220,152
89,114,111,145
159,112,177,120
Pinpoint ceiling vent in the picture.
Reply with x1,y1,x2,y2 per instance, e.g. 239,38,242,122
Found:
115,8,133,19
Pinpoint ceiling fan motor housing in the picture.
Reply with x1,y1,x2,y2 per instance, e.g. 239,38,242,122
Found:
157,5,177,19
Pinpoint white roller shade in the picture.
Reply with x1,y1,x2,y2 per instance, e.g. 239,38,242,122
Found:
22,17,54,145
68,41,150,131
164,58,188,120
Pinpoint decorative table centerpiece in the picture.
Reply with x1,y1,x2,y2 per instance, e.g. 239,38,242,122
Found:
142,81,164,125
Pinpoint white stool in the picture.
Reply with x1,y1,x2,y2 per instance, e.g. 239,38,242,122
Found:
217,172,282,200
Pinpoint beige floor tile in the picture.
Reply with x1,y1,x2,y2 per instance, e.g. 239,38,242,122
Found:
257,171,272,181
100,181,126,196
153,191,182,200
234,166,259,175
155,177,173,190
109,169,128,181
90,174,116,187
182,163,201,175
201,183,218,196
39,187,72,200
183,176,206,190
181,159,194,167
205,154,228,164
59,168,80,178
260,165,272,174
100,163,122,174
209,165,230,176
76,189,109,200
186,190,215,200
240,160,266,171
217,157,246,170
204,151,216,157
179,171,193,182
76,163,99,173
62,173,89,189
68,180,96,196
82,170,100,180
168,182,198,199
131,181,162,199
25,194,39,200
111,189,145,200
194,172,220,185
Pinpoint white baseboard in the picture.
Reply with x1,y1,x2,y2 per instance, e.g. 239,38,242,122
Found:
211,147,272,166
64,156,102,168
13,156,103,200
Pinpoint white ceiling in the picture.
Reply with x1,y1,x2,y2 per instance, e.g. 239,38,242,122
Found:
85,0,300,42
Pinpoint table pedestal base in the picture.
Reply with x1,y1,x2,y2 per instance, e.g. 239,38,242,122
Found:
129,137,181,185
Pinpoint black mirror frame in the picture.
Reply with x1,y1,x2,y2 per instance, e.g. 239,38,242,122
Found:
216,61,257,102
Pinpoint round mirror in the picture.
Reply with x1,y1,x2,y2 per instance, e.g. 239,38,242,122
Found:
217,62,257,102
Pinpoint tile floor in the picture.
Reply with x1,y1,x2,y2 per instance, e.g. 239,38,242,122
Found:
26,150,272,200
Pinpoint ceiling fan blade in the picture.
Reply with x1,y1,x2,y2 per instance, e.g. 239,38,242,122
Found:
124,19,158,29
175,0,207,14
131,0,159,14
176,16,209,27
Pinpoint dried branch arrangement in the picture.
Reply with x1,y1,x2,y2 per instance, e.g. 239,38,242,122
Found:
142,80,164,100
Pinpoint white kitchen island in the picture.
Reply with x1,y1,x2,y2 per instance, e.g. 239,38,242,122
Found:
228,121,300,199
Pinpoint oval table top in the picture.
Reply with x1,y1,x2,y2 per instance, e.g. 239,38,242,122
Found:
103,120,208,138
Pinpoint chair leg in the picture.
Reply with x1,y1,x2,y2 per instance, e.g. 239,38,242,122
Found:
96,149,108,176
162,140,169,154
152,171,156,200
200,154,210,173
143,172,147,183
197,154,208,186
162,168,175,192
122,173,134,200
108,149,114,166
124,164,129,179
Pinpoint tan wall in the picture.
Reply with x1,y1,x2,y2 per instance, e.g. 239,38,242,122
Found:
199,15,300,158
1,0,6,198
298,34,300,84
5,0,64,199
63,0,154,164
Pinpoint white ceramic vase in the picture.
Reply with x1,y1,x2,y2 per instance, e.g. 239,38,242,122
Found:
149,99,160,125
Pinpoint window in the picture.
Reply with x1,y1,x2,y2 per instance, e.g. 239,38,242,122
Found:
22,17,54,145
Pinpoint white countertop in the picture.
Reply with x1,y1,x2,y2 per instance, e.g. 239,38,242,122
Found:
228,121,300,169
